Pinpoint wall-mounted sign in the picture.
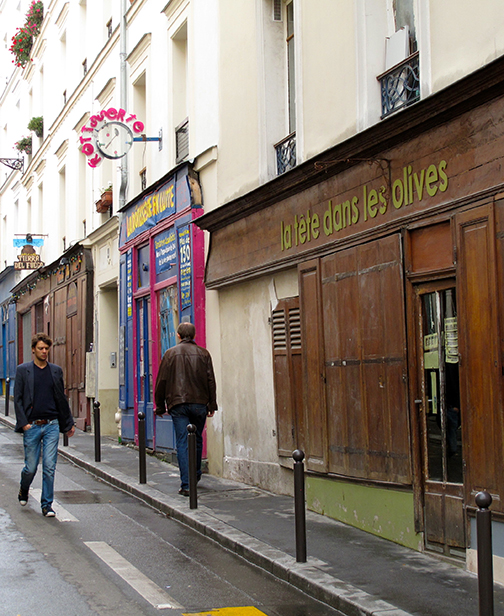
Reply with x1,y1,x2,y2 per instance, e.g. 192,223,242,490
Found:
13,234,45,270
154,227,177,274
178,225,192,310
80,107,145,168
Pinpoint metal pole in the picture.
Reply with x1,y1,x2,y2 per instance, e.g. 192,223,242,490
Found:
5,377,10,416
187,424,197,509
93,400,101,463
293,449,307,563
476,491,494,616
138,412,146,484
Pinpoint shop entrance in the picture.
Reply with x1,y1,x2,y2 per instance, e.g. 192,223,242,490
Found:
414,280,465,556
136,295,154,447
155,285,179,452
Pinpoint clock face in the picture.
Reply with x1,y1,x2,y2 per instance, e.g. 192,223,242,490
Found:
95,121,134,159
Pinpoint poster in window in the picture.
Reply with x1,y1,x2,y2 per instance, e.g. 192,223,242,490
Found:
178,225,192,310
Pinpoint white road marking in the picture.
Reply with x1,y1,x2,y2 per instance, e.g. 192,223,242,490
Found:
84,541,183,610
30,488,79,521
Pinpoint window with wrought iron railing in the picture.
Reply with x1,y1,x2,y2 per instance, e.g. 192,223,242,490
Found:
275,132,296,175
377,51,420,119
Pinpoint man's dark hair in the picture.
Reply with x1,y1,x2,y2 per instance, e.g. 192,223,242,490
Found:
177,322,195,340
31,332,53,349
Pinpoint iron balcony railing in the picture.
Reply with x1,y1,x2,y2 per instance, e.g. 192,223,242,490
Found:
378,51,420,119
275,132,296,175
175,118,189,164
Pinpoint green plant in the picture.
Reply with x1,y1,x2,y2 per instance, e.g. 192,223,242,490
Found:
26,1,44,36
15,136,32,156
28,116,43,138
9,1,44,68
9,26,33,68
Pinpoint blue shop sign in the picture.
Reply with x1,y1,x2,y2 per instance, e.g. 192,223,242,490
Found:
178,225,192,310
119,172,192,247
154,228,177,274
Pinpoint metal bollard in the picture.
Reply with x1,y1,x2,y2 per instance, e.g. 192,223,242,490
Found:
476,491,494,616
293,449,307,563
138,412,146,484
63,431,69,447
187,424,197,509
5,377,10,417
93,400,101,463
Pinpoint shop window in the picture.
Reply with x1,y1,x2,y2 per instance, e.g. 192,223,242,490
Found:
271,297,304,456
137,244,150,289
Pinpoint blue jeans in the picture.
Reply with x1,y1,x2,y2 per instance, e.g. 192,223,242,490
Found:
170,404,207,490
20,419,60,510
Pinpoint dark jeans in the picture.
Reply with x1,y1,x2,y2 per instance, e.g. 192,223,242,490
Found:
170,403,208,490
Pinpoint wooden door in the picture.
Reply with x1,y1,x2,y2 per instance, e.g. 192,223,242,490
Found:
456,205,503,504
299,259,328,472
414,280,465,554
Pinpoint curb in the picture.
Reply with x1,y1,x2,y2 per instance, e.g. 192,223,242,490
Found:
57,444,413,616
1,414,412,616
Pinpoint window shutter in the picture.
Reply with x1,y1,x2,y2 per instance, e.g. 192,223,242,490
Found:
272,297,303,456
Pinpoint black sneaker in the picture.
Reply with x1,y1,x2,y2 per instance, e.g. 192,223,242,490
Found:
42,506,56,517
18,487,28,506
178,489,190,497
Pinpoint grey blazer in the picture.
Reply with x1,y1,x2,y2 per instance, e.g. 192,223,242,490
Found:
14,361,75,434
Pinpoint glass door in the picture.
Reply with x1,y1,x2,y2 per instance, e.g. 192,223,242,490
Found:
155,285,179,452
136,296,153,447
415,281,465,556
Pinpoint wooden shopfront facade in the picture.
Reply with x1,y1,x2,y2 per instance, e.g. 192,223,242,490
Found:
196,56,504,571
11,245,93,430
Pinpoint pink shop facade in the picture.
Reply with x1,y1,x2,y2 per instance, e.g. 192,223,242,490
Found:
118,164,206,454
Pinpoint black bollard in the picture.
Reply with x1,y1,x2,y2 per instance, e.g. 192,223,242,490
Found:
138,412,146,484
187,424,197,509
476,491,494,616
5,377,10,417
93,400,101,462
63,431,69,447
293,449,307,563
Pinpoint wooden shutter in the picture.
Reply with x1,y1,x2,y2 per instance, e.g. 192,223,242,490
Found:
321,234,411,483
299,259,328,472
456,204,503,507
272,297,303,456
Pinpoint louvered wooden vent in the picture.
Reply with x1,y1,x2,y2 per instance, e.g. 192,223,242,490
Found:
273,0,282,21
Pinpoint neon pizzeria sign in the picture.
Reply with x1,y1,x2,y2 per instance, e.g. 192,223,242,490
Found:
79,107,145,167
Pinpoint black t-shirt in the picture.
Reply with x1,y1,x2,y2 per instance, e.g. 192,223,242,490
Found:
32,364,58,420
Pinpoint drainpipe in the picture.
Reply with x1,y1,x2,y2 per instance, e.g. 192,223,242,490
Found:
119,0,128,210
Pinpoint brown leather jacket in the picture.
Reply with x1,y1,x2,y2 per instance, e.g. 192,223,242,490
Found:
154,339,217,414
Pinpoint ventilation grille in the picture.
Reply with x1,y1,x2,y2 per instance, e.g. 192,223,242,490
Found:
273,0,282,21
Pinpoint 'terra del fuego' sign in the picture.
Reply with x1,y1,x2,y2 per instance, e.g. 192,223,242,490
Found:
79,107,145,168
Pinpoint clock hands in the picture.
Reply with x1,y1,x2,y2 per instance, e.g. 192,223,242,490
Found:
104,128,120,150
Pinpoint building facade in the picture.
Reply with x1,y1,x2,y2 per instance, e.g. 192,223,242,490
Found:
2,0,504,582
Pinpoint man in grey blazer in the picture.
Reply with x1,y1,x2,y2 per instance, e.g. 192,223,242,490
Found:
15,333,75,517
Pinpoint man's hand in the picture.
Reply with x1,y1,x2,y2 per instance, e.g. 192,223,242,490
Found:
155,408,166,417
22,424,31,431
207,411,215,418
66,426,76,438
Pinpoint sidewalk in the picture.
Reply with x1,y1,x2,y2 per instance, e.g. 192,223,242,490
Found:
2,403,503,616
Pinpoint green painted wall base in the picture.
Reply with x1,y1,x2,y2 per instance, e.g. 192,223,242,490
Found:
306,475,423,551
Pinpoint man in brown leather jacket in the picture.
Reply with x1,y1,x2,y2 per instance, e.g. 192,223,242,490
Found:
154,322,217,496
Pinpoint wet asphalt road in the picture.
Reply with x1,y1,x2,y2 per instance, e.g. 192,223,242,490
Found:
0,424,342,616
